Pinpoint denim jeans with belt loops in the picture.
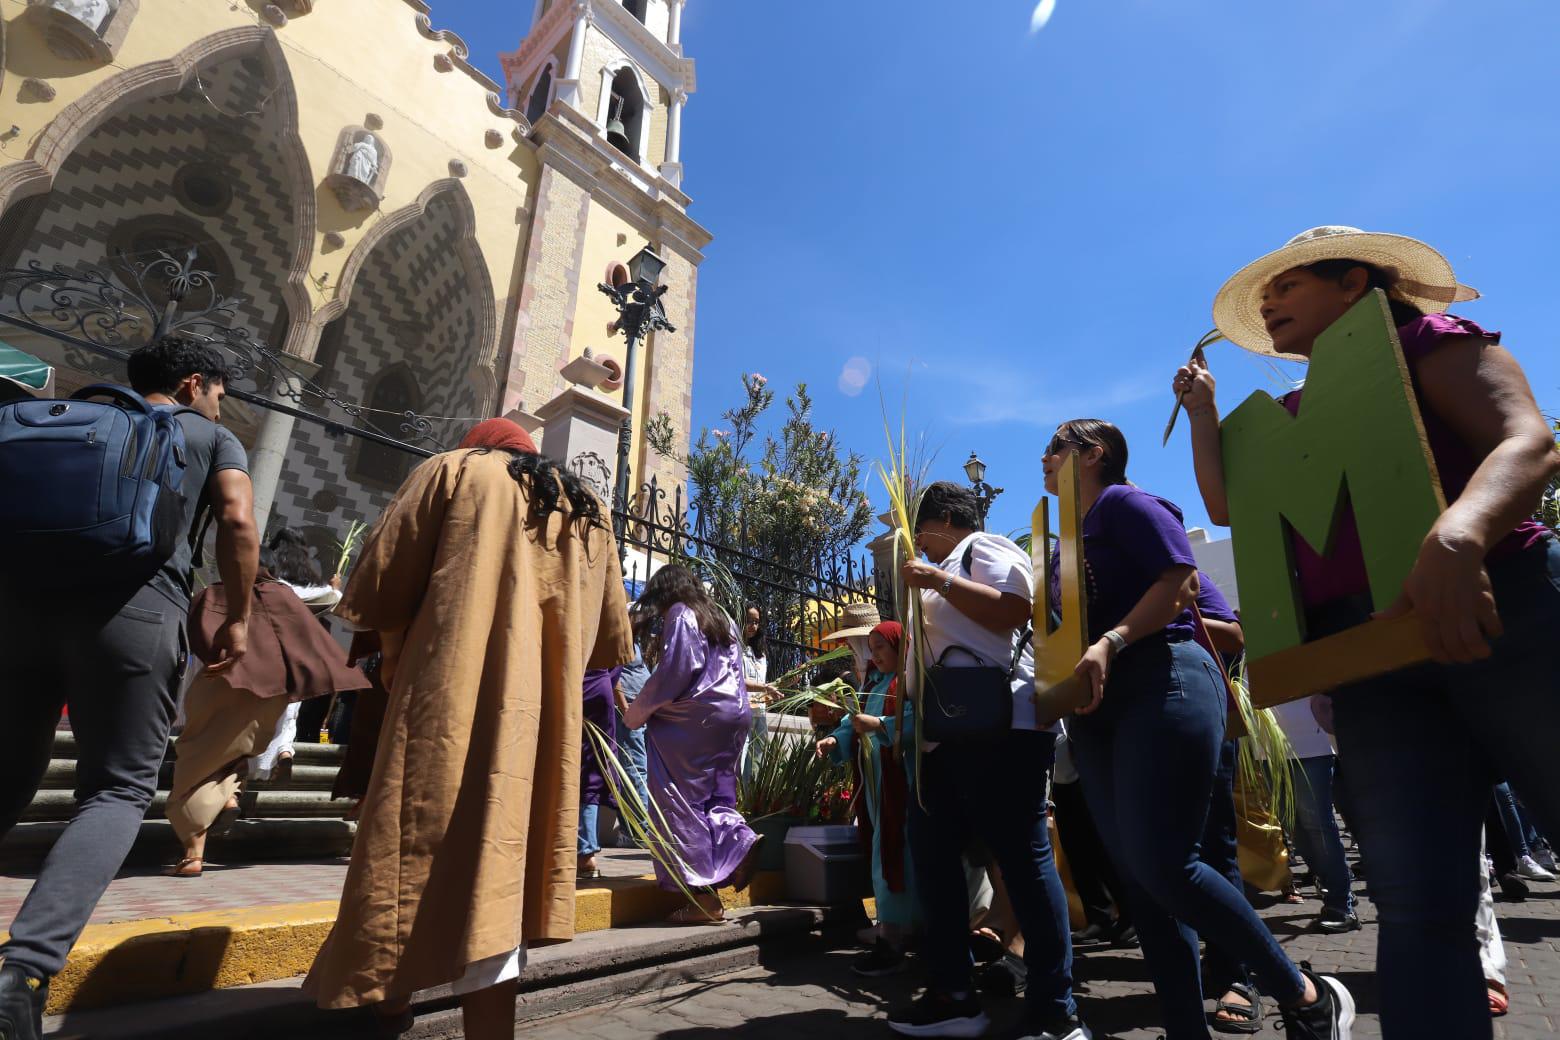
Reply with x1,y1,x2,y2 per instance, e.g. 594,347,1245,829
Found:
1069,635,1304,1040
1327,536,1560,1040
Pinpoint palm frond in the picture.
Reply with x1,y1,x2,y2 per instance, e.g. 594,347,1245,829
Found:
334,520,369,580
1231,667,1298,829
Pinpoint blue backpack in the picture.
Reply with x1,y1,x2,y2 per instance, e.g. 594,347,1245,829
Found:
0,383,192,587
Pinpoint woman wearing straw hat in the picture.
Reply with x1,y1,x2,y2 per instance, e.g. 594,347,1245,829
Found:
1174,226,1560,1039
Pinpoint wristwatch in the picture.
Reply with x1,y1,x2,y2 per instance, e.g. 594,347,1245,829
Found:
1102,630,1128,656
939,575,954,597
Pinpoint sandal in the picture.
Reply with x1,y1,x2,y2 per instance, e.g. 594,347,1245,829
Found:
166,857,204,879
1487,979,1509,1017
1209,982,1263,1035
667,902,726,926
728,834,765,893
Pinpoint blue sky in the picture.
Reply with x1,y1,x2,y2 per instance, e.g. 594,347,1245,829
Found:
438,0,1560,543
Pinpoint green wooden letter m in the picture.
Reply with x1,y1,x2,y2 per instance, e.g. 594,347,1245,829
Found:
1220,290,1448,665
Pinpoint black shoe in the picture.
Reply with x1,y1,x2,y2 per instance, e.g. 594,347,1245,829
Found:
1016,1013,1092,1040
0,964,45,1040
976,952,1027,998
1110,922,1140,948
1279,964,1354,1040
1316,908,1361,934
1070,922,1111,948
852,938,908,978
887,990,990,1038
1497,872,1530,901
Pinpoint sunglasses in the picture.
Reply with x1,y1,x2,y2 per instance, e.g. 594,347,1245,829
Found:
1046,436,1086,457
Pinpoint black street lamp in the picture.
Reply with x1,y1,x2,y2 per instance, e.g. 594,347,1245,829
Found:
963,451,1003,529
598,246,676,516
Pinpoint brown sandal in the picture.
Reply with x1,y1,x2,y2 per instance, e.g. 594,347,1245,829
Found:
167,857,203,878
667,902,726,926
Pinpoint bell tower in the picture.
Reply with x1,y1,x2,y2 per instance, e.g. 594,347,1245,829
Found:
499,0,708,497
505,0,692,188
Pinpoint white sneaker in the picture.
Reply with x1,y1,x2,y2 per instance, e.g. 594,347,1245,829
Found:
1517,855,1555,881
1535,847,1558,873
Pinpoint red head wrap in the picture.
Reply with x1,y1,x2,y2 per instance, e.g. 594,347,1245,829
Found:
459,417,537,454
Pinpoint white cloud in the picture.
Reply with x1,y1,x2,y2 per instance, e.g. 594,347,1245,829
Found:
838,356,872,398
1029,0,1057,34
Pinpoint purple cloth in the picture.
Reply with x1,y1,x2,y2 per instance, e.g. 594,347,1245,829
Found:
581,667,622,807
1050,484,1200,642
622,604,757,891
1196,571,1237,624
1283,314,1551,607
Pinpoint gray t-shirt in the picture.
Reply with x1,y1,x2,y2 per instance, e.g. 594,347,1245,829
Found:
150,407,248,604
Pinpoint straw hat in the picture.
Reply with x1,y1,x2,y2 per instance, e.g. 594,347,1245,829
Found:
1212,226,1480,359
821,602,882,643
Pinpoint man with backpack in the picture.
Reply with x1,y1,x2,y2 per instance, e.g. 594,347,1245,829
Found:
0,335,258,1040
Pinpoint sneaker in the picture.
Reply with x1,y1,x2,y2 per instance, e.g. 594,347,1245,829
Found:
887,990,990,1038
1015,1013,1092,1040
0,964,45,1040
1517,855,1555,881
1534,846,1558,873
1316,908,1361,934
1497,872,1530,901
1279,964,1354,1040
976,953,1027,998
852,938,908,978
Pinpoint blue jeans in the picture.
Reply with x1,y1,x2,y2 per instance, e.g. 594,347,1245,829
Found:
907,729,1077,1024
615,704,651,834
1070,637,1304,1040
1491,782,1531,859
1290,755,1354,916
578,802,600,857
1199,739,1254,998
1328,537,1560,1040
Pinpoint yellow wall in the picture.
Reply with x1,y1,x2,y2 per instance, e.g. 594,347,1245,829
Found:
0,0,539,354
571,199,652,468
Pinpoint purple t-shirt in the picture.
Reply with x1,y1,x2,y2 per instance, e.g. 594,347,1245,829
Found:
1050,484,1200,642
1283,314,1551,607
1197,571,1237,624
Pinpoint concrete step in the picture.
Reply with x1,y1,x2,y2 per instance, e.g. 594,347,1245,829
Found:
40,760,340,792
0,817,356,870
21,788,348,824
40,905,846,1040
49,732,348,767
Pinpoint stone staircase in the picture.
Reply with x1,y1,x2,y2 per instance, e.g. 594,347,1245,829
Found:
2,731,357,869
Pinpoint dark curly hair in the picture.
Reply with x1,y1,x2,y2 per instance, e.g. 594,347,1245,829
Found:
462,449,606,530
260,526,321,587
914,481,983,533
638,564,736,649
126,334,231,396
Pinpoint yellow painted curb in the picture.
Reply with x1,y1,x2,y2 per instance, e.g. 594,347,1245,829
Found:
12,870,854,1014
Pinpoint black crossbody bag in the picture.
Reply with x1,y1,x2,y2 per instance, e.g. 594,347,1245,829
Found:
918,541,1033,744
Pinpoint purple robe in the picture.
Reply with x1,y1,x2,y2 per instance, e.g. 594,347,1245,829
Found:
623,603,757,890
581,666,622,807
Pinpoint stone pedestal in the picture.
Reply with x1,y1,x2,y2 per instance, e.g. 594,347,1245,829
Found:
534,385,628,503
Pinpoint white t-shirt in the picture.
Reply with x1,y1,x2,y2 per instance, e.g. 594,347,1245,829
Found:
918,531,1048,732
741,646,767,685
1271,697,1335,760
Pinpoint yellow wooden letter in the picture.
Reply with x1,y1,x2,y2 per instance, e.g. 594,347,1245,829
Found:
1031,451,1092,721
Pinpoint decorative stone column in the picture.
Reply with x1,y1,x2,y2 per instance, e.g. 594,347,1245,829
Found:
535,353,629,503
867,510,905,616
556,1,590,108
248,357,320,534
660,88,685,187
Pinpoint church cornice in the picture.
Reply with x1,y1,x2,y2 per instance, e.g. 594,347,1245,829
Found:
499,0,577,93
534,105,711,261
500,1,696,100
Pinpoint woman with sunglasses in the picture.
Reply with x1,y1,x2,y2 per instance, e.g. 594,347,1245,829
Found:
1173,226,1560,1039
1044,419,1351,1040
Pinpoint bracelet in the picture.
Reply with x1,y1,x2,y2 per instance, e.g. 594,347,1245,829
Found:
1102,630,1128,656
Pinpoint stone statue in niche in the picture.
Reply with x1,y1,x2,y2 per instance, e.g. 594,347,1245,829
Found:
324,126,392,212
48,0,115,32
343,132,381,185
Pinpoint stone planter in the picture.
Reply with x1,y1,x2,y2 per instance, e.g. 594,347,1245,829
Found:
747,813,803,872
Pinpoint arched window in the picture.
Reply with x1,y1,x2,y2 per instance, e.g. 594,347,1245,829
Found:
622,0,647,23
352,365,421,488
525,65,554,124
605,67,646,164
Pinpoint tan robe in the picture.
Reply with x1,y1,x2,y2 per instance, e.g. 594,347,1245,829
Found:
304,450,632,1008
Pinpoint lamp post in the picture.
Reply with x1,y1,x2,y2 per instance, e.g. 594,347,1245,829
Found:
598,246,676,517
963,451,1003,530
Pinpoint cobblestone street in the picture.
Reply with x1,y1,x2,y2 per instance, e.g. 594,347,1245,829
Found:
517,878,1560,1039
